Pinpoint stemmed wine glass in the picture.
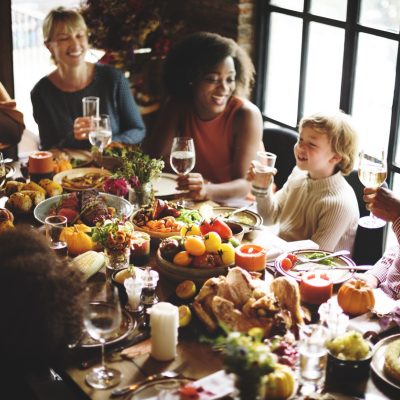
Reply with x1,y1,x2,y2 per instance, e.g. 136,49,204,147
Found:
83,283,122,389
89,114,112,166
170,137,195,206
358,148,387,229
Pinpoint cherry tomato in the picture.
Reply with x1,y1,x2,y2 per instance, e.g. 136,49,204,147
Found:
184,235,206,256
180,224,201,237
199,219,212,235
218,243,235,265
192,253,218,268
286,253,298,263
209,218,233,240
204,231,222,253
281,257,293,271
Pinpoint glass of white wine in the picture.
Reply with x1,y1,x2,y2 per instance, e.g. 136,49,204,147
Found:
89,114,112,166
358,149,387,229
83,283,122,389
170,137,195,206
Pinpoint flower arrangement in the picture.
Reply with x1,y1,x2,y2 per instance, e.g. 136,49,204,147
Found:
80,0,186,72
91,217,135,252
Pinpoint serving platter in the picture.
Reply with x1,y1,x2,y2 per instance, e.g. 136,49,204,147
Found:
275,249,355,284
80,307,135,348
53,167,111,191
50,148,93,168
209,206,263,233
370,333,400,390
33,192,133,225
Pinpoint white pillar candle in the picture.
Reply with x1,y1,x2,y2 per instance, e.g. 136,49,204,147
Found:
124,277,143,311
150,302,179,361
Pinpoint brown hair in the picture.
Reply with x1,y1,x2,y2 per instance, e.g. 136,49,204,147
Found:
299,111,359,175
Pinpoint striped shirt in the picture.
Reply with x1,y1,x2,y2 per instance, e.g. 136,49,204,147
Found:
369,217,400,299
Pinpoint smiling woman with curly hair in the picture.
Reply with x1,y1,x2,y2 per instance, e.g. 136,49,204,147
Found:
0,227,85,397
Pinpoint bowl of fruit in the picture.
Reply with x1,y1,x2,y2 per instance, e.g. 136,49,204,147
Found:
326,330,373,380
156,218,238,285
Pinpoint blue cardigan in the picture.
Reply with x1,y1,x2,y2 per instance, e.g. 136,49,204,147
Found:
31,63,146,149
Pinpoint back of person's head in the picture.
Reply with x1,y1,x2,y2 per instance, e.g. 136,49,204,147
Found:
43,6,87,43
0,227,84,369
299,111,359,175
163,31,255,100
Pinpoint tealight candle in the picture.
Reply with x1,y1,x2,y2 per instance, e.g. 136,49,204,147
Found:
235,244,267,271
28,151,54,182
150,302,179,361
300,272,333,305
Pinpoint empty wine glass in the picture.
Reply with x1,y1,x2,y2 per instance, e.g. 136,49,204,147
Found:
358,149,387,229
89,114,112,166
170,137,195,206
83,283,122,389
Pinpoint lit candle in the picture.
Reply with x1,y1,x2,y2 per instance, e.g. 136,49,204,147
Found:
300,272,333,305
150,302,179,361
235,244,267,272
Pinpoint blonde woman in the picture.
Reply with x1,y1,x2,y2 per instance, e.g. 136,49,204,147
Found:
248,111,360,253
31,7,145,150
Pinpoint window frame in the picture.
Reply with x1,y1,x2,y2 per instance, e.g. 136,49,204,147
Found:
255,0,400,187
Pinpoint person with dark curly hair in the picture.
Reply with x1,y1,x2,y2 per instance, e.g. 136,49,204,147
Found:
146,32,263,201
0,227,85,398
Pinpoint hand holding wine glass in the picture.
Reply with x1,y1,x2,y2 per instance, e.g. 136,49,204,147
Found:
358,149,387,229
83,283,122,389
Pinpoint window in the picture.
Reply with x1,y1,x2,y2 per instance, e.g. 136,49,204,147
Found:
257,0,400,249
257,0,400,186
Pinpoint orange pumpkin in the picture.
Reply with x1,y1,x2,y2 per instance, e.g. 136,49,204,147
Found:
60,224,93,256
337,278,375,316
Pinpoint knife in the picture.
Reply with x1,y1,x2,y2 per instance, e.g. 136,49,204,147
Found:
293,265,373,272
79,330,150,369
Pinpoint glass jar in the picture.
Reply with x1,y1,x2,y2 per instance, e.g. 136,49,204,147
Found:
129,182,153,208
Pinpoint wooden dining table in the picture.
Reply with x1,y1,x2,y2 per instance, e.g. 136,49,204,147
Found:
2,160,400,400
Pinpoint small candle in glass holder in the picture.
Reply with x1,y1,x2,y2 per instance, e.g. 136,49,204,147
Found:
235,244,267,271
300,272,333,305
130,232,150,266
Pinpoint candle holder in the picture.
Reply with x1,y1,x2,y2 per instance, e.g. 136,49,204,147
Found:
299,272,333,305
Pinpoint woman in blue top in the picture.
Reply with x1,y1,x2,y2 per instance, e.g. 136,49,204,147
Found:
31,7,145,150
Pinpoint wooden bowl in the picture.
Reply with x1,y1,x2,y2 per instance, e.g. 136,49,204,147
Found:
156,249,230,285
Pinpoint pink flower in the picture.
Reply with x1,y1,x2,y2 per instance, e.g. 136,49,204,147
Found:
129,176,140,188
104,177,129,197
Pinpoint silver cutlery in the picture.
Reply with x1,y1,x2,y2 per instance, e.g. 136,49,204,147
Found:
295,249,350,264
294,264,372,272
110,365,186,397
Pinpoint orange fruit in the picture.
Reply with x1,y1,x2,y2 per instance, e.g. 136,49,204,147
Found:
173,251,192,267
176,280,196,300
178,305,192,327
184,235,206,256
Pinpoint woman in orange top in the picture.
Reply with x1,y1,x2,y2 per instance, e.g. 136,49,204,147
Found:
147,32,263,201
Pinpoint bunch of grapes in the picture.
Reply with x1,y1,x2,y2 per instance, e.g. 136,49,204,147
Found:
266,335,298,368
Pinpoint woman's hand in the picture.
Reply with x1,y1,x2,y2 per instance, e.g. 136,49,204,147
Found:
364,187,400,222
177,173,207,201
73,117,92,141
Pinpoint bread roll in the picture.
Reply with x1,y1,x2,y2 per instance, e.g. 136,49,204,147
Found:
39,178,63,197
19,190,45,206
5,181,24,197
6,192,32,213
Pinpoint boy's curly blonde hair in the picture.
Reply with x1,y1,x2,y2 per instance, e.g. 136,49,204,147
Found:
299,111,359,175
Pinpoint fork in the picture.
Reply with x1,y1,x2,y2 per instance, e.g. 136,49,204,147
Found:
110,363,187,397
295,249,350,264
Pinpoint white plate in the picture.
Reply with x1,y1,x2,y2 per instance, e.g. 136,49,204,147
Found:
151,173,187,198
53,167,111,191
50,148,93,167
370,333,400,390
129,370,234,400
33,192,133,225
80,307,135,348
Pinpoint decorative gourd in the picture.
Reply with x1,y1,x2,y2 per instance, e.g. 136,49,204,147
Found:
261,364,296,400
337,278,375,316
60,224,93,256
53,158,72,173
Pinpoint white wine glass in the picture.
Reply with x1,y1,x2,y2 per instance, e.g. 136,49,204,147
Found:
83,283,122,389
358,149,387,229
89,114,112,166
170,137,195,207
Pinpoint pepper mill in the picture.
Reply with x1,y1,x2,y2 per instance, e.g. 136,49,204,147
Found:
140,267,159,328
